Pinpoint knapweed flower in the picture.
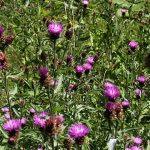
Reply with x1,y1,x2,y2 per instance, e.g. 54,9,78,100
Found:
137,75,147,86
104,82,116,89
133,137,142,146
3,119,21,134
19,117,27,127
125,148,132,150
131,146,141,150
29,108,36,117
37,147,44,150
68,123,89,144
68,84,78,91
122,100,130,109
39,67,49,78
38,67,53,87
4,113,11,120
1,107,9,113
86,56,95,65
33,112,49,129
82,0,89,8
105,102,123,119
104,87,120,101
75,65,84,78
121,9,127,16
129,41,139,52
134,88,141,98
82,63,93,74
48,22,63,39
45,115,65,135
0,25,4,37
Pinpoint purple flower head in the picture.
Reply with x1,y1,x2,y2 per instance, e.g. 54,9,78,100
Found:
122,100,130,109
133,137,142,146
4,113,11,120
104,82,116,89
69,84,78,91
75,65,84,78
83,63,93,74
33,112,49,128
3,119,21,133
125,148,132,150
131,146,141,150
86,56,95,65
39,67,49,78
134,88,141,98
121,9,127,16
1,107,9,113
82,0,89,7
68,123,90,139
0,25,4,37
105,102,115,112
29,108,36,113
137,75,147,86
104,87,120,101
19,117,27,127
48,22,63,39
129,41,139,51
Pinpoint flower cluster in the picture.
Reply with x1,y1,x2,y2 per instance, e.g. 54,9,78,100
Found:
38,67,57,87
126,137,142,150
75,55,96,78
33,112,64,135
104,82,130,119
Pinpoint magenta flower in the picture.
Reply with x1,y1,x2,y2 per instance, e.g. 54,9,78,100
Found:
0,25,4,37
122,100,130,109
29,108,36,113
104,82,116,89
19,118,27,127
69,84,78,91
104,87,120,101
33,112,49,128
121,9,127,16
86,56,95,65
48,22,63,39
68,123,89,139
105,102,115,112
1,107,9,113
137,75,147,86
83,63,93,74
125,148,132,150
134,88,141,98
131,146,141,150
129,41,139,51
3,119,21,133
82,0,89,7
75,65,84,78
133,137,142,145
4,113,11,120
39,67,49,78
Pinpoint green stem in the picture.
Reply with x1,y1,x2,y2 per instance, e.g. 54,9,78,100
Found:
4,71,12,118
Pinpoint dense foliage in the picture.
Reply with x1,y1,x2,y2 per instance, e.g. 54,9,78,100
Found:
0,0,150,150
